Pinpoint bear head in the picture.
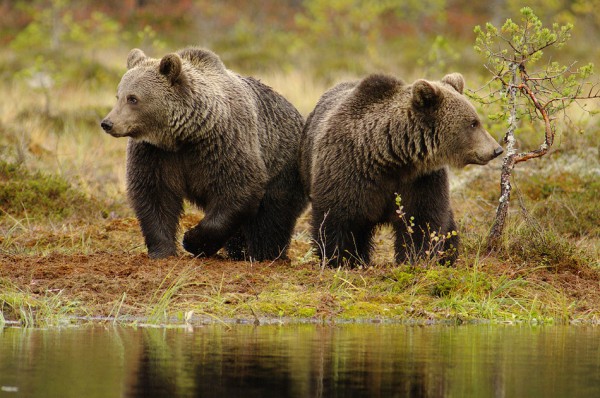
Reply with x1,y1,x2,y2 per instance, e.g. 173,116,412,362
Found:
101,49,203,151
411,73,503,168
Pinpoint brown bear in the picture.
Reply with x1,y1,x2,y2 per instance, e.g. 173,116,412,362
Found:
300,73,503,267
101,47,307,260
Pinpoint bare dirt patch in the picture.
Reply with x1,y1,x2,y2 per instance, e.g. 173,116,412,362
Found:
1,251,310,318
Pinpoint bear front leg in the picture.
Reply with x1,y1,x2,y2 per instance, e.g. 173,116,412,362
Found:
224,231,248,261
394,211,459,266
393,168,459,266
127,141,184,259
312,209,374,268
182,207,254,258
138,196,183,259
438,210,460,265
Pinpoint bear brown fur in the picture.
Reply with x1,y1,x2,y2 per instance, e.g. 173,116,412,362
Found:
300,73,503,267
101,47,307,260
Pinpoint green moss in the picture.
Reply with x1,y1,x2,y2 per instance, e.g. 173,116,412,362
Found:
0,161,95,221
252,290,321,318
339,301,388,319
297,307,317,317
387,269,417,293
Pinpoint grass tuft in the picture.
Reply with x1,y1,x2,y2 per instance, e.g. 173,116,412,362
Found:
0,278,83,327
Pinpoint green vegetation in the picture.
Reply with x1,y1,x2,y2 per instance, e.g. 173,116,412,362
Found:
0,161,97,221
0,1,598,327
0,278,82,327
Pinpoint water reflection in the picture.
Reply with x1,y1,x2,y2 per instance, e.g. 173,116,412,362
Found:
131,325,437,397
1,324,599,397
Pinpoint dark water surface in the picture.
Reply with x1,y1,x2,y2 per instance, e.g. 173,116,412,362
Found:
1,324,599,397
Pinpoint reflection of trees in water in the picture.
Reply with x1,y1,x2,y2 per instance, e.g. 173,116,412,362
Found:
129,325,447,397
2,326,596,397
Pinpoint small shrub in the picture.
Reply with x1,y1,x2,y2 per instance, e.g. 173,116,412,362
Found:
507,223,587,270
395,194,458,267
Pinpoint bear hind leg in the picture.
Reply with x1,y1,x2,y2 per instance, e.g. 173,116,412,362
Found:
183,205,253,258
243,174,308,262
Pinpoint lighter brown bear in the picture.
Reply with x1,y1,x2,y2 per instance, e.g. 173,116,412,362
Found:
300,73,503,267
102,47,307,260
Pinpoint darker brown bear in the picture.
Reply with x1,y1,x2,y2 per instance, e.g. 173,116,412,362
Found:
101,47,307,260
300,73,503,267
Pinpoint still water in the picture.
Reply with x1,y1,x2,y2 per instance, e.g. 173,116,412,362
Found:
0,324,599,397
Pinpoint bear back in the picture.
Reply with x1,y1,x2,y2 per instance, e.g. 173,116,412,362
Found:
242,75,305,176
178,47,227,72
302,72,502,197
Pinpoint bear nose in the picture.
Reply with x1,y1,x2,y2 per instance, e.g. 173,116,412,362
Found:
493,146,504,158
101,119,113,132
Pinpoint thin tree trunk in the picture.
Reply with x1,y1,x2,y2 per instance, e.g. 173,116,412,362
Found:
487,62,519,252
487,155,516,251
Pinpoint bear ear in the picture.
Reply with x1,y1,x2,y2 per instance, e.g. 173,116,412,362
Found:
441,73,465,94
412,80,441,109
159,53,183,85
127,48,146,69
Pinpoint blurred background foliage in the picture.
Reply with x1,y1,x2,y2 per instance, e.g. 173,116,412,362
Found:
0,0,598,204
2,0,600,84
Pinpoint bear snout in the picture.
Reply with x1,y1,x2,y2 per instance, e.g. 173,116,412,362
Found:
493,146,504,158
478,145,503,164
101,119,113,132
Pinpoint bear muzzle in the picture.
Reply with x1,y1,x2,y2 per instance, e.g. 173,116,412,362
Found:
478,146,504,164
464,145,504,166
101,118,136,138
493,146,504,158
100,119,113,132
470,130,504,165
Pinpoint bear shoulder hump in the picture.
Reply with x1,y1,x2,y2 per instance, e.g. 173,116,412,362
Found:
354,74,404,104
177,47,226,71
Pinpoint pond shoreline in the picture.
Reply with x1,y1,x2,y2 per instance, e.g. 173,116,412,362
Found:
3,316,600,329
2,250,599,328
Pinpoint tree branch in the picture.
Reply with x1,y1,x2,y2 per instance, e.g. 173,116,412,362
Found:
513,80,553,164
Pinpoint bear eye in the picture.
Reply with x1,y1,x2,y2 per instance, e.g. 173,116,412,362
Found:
470,120,479,128
127,95,138,105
